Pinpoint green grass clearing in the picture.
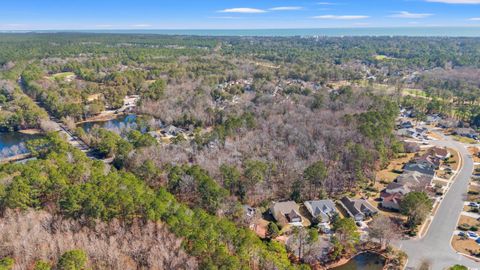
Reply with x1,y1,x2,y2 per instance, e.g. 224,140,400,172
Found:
452,135,477,144
47,72,75,81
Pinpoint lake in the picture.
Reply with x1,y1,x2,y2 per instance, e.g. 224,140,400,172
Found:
0,132,41,158
78,114,139,133
331,252,385,270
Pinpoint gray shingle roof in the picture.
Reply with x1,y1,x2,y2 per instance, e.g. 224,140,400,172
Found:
304,200,337,222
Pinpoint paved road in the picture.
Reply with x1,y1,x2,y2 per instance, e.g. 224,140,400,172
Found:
17,77,103,161
397,132,480,269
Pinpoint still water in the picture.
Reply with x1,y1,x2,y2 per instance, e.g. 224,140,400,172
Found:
331,252,385,270
0,132,41,158
78,114,138,133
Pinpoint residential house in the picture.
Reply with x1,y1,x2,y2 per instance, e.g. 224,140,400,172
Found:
395,128,413,138
304,200,337,224
380,192,403,211
403,162,435,177
270,201,303,226
453,128,478,140
413,152,441,169
396,170,434,191
425,114,442,125
403,141,420,153
438,119,458,129
381,166,435,210
384,182,411,195
399,121,414,129
147,130,162,140
429,146,450,160
380,182,411,211
400,109,414,118
339,197,378,221
161,125,185,137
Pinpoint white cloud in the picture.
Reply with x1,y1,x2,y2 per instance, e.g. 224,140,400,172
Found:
1,24,26,27
426,0,480,3
390,11,433,18
317,2,336,5
469,17,480,20
218,8,266,13
208,16,242,19
131,24,152,28
313,15,369,20
269,6,303,11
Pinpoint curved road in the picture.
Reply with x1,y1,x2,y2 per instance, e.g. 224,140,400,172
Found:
397,132,480,269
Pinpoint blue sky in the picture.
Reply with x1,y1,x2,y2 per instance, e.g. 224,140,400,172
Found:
1,0,480,30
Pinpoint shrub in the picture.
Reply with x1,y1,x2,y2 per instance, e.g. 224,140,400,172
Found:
57,250,87,270
34,261,52,270
0,257,14,270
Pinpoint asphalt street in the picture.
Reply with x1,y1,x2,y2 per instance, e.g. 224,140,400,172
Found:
397,133,480,269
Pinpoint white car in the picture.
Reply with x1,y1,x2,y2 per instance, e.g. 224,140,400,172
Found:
468,202,479,208
467,231,478,239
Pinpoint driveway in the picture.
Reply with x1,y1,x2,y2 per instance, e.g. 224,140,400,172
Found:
396,132,480,269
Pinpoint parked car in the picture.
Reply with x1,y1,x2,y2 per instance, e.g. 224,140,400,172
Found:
355,221,367,229
467,231,478,239
468,202,479,208
458,231,466,237
476,238,480,245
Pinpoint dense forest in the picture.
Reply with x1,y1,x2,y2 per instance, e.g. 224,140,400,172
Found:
1,33,480,269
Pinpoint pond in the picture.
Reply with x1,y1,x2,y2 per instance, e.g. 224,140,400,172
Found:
330,252,386,270
0,132,42,159
78,114,139,134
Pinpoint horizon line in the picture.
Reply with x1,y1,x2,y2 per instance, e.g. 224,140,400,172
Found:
2,25,480,31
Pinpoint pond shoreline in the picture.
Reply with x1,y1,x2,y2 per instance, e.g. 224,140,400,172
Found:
75,111,126,125
18,129,42,135
0,131,43,163
326,251,387,270
0,153,32,164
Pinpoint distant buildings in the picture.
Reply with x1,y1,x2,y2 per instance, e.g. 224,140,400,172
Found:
380,146,446,211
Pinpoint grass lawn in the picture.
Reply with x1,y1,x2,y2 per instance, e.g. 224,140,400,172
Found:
453,135,477,145
403,88,427,97
53,71,75,78
468,185,480,202
459,215,480,228
469,147,480,163
470,185,480,193
46,72,76,82
367,197,406,220
375,153,415,184
374,54,395,61
433,179,449,187
447,147,461,172
452,235,480,256
437,170,453,180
